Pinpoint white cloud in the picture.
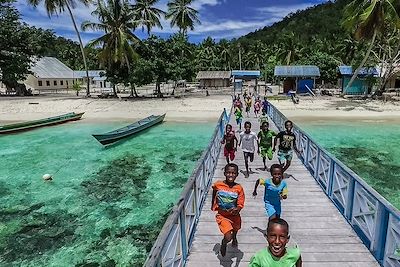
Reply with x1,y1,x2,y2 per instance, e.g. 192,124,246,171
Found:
192,0,220,10
15,0,323,42
16,0,98,33
255,3,319,19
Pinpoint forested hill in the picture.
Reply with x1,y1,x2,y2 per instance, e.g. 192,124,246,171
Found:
239,0,352,45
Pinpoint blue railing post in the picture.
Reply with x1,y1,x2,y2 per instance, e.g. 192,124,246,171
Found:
314,148,321,180
304,135,310,166
327,159,335,197
179,208,188,262
345,177,356,220
371,203,389,263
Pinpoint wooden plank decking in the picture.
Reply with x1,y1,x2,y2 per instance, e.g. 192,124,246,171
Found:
186,115,380,267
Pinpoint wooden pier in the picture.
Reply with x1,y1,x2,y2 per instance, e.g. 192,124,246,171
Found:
186,114,380,267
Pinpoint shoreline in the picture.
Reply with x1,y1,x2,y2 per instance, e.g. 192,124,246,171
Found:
0,95,231,124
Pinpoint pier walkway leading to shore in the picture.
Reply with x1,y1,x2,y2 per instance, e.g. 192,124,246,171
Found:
185,112,379,267
145,104,399,267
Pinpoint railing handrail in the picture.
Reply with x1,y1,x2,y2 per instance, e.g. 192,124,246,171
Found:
144,108,230,266
268,103,399,217
268,103,400,267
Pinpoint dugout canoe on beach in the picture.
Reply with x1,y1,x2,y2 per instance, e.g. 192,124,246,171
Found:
92,114,166,145
0,112,84,134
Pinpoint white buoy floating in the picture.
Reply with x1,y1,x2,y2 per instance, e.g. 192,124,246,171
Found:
42,174,53,181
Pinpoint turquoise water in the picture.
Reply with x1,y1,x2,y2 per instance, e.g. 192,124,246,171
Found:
0,121,214,266
300,121,400,210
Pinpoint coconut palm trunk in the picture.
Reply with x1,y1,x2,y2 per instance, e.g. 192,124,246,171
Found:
345,30,377,91
66,3,91,97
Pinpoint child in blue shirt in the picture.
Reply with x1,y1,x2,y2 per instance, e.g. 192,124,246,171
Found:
253,164,288,220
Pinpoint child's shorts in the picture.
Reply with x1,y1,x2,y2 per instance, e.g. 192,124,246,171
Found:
265,201,281,218
278,149,293,162
224,147,235,161
236,118,242,124
260,146,273,160
216,213,241,234
243,152,254,162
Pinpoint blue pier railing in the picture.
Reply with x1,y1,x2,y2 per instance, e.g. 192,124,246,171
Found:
144,108,230,267
268,103,400,267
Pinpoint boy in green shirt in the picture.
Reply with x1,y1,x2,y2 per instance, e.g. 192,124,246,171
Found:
250,218,302,267
257,122,276,171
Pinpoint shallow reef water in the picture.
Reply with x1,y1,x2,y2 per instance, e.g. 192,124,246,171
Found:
300,121,400,210
0,121,213,266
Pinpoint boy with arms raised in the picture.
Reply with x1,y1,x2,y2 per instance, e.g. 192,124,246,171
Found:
250,218,302,267
253,164,287,220
257,121,276,171
273,120,301,173
211,163,245,257
239,121,258,178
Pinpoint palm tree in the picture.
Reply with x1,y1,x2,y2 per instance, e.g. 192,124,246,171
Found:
82,0,140,96
218,39,231,70
276,32,304,65
27,0,92,96
166,0,200,35
131,0,165,35
342,0,400,90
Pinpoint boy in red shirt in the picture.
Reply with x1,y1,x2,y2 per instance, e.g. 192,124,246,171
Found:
221,124,238,163
211,163,245,257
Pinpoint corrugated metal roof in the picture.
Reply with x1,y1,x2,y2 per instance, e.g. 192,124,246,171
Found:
274,65,320,77
338,65,378,76
74,70,106,78
93,76,107,81
31,57,74,79
231,70,261,77
196,71,231,79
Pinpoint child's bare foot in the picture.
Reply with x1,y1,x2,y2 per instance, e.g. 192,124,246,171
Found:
220,240,227,257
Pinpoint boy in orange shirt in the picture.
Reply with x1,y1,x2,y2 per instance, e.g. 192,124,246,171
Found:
211,163,245,257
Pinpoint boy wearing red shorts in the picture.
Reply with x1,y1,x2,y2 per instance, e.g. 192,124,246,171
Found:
211,163,245,257
221,124,238,163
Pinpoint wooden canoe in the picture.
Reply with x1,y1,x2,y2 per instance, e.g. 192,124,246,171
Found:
0,112,84,134
92,114,166,145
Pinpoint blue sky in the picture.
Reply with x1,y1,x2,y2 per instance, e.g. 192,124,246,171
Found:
15,0,328,44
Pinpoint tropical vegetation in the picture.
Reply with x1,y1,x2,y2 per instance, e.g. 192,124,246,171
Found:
26,0,92,96
3,0,400,96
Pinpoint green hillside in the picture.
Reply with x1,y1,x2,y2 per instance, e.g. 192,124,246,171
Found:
240,0,351,46
232,0,368,83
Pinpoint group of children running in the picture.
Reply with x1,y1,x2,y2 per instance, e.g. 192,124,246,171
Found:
213,97,302,266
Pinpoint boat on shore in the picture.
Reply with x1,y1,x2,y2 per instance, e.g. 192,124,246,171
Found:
92,114,166,145
0,112,84,134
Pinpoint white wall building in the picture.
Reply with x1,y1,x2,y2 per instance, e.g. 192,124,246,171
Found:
24,57,77,91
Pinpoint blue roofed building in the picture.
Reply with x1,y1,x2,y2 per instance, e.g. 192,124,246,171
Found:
338,66,378,95
231,70,261,94
73,70,111,89
274,65,320,94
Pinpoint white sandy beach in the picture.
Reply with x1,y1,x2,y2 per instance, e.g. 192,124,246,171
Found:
270,97,400,123
1,93,400,125
0,95,232,124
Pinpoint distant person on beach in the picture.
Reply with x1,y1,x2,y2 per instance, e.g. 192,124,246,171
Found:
211,163,245,257
234,107,243,130
253,164,287,220
239,121,258,178
273,120,301,173
249,218,302,267
257,122,276,171
254,98,261,118
245,96,252,117
221,124,238,163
